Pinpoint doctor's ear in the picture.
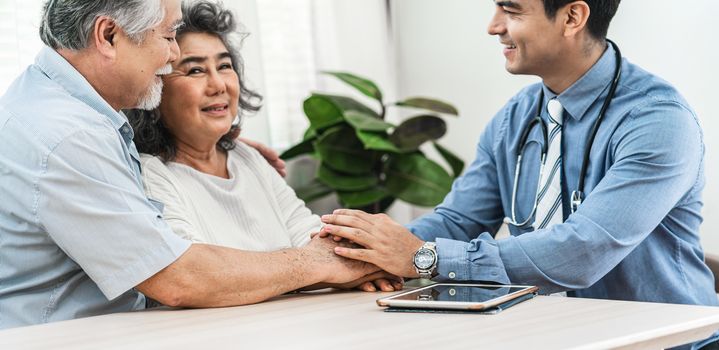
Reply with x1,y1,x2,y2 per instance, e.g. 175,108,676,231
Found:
92,16,119,59
561,1,591,38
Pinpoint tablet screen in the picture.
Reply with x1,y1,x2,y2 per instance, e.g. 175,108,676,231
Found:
391,284,528,303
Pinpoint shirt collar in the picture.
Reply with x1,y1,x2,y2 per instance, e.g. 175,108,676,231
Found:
35,46,130,132
541,42,618,121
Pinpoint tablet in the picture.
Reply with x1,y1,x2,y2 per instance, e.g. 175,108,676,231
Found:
376,283,538,311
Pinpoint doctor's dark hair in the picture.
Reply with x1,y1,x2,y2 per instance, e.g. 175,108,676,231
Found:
39,0,164,50
126,0,262,162
542,0,621,40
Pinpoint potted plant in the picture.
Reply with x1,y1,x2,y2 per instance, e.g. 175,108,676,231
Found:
280,72,464,213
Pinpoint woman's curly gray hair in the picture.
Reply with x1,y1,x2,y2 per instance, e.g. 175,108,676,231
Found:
126,0,262,161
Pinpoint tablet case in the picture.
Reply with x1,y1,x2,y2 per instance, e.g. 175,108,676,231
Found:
383,292,536,315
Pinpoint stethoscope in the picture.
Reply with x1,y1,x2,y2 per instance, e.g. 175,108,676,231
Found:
503,39,622,228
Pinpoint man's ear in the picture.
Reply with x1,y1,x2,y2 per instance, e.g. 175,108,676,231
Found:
561,1,591,38
92,16,119,59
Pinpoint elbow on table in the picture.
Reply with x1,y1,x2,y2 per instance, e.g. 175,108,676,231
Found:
555,272,604,291
150,287,189,308
136,268,203,308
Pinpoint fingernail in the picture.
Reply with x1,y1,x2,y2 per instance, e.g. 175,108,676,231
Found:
368,285,376,292
321,215,330,221
324,225,333,233
334,247,345,254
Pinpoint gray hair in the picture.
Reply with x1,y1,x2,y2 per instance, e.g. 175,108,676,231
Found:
39,0,165,50
126,0,262,162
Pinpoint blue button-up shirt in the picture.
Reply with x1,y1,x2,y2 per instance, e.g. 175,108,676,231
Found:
409,44,717,309
0,46,191,329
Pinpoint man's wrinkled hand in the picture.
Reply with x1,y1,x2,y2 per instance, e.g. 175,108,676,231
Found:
304,235,381,284
331,271,404,292
320,209,424,278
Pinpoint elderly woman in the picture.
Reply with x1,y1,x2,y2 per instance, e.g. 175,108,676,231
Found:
127,0,400,292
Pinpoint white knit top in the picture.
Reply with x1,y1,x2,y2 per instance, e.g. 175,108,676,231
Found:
140,142,319,251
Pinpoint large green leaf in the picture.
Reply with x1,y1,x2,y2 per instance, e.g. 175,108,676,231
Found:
304,94,381,132
433,142,465,177
317,165,377,191
320,93,380,117
280,138,315,160
345,110,393,132
356,130,400,153
294,180,333,203
314,126,375,175
322,71,383,102
385,154,453,206
390,115,447,152
304,95,344,130
337,187,388,207
395,97,459,116
303,128,317,141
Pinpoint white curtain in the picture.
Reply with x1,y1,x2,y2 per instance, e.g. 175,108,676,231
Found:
0,0,389,152
253,0,318,149
237,0,395,150
0,0,44,94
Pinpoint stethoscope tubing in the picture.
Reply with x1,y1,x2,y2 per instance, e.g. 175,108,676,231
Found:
504,39,622,228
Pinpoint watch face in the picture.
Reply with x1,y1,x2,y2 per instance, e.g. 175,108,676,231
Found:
414,249,436,269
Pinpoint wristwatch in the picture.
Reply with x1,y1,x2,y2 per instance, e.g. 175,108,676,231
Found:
413,242,437,279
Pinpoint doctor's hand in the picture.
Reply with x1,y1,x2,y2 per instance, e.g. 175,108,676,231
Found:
320,209,425,278
238,137,287,178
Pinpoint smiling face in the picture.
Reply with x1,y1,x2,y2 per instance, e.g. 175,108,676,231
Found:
158,32,240,148
487,0,566,78
115,0,182,110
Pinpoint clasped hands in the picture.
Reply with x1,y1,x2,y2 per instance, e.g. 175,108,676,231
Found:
241,141,422,290
317,209,426,284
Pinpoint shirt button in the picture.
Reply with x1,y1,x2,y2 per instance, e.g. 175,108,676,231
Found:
121,125,130,133
448,272,456,279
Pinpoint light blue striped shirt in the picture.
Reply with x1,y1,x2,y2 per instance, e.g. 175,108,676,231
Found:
0,46,191,329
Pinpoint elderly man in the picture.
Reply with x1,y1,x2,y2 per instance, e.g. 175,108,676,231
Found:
0,0,381,329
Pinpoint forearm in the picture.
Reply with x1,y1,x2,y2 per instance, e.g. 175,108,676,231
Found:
138,243,326,308
408,134,504,242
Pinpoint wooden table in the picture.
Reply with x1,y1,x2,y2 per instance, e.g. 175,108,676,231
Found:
1,290,718,350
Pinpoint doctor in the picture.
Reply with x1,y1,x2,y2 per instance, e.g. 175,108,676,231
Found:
320,0,718,322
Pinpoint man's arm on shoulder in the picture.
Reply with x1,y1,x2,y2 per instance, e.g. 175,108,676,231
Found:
237,137,286,177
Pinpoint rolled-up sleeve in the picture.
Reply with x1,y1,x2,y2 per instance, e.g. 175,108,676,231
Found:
39,128,191,300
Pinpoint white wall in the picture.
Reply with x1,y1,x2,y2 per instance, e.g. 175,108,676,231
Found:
225,0,271,144
391,0,719,252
